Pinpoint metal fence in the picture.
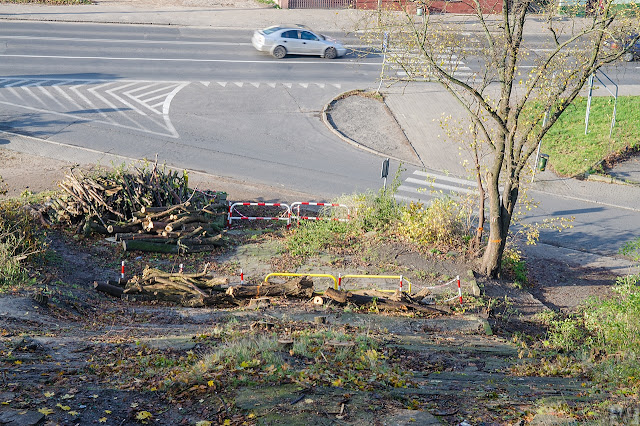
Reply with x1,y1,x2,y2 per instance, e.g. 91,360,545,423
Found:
286,0,355,9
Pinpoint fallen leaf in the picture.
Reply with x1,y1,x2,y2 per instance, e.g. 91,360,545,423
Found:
99,417,107,423
61,394,75,400
136,410,153,421
56,403,71,411
207,380,214,387
195,422,212,426
14,360,22,365
68,411,79,416
44,392,55,398
130,402,139,408
105,410,112,414
38,408,54,416
1,401,10,405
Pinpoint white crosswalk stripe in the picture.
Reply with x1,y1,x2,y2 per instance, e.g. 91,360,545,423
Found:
0,79,350,138
394,170,478,204
0,78,188,138
384,49,480,82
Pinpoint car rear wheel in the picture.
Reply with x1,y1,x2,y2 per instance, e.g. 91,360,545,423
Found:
623,52,634,62
272,46,286,59
324,47,338,60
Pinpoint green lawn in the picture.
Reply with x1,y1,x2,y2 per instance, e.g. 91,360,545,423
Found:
541,96,640,176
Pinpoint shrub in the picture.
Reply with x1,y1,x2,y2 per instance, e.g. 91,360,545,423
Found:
0,200,42,289
397,197,473,248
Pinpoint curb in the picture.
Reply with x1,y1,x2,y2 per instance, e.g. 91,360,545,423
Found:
321,92,423,167
586,173,638,186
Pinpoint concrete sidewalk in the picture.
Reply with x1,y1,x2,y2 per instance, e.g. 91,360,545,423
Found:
0,3,363,31
383,82,640,212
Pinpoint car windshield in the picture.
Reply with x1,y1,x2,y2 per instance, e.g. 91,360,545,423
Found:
262,26,282,35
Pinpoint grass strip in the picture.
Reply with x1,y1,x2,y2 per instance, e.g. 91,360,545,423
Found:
541,96,640,176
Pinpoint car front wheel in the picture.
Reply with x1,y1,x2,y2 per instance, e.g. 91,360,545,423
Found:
623,52,634,62
272,46,286,59
324,47,338,60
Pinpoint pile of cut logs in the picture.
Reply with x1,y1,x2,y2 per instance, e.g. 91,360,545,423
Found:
94,267,448,315
44,163,229,252
94,266,316,308
113,201,228,253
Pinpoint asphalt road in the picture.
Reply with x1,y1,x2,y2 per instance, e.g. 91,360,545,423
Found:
0,21,392,198
1,20,639,260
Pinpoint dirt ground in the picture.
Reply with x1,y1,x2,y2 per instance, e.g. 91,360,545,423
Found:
1,145,631,424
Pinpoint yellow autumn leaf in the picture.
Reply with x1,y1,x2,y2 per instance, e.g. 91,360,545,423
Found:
332,378,342,387
105,410,112,414
44,392,54,398
14,360,22,365
247,413,256,419
195,422,212,426
61,394,75,400
207,380,214,387
38,408,54,416
130,402,139,408
99,417,107,423
1,401,10,405
68,411,79,416
223,420,231,426
91,395,99,398
56,403,71,411
136,411,153,420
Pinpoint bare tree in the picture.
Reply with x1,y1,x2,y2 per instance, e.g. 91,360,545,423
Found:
357,0,640,277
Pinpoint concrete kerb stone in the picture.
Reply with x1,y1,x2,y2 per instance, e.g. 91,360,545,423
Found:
321,91,423,167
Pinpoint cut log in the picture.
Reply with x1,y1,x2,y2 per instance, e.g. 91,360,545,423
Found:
312,296,326,306
226,276,314,299
324,288,448,314
122,240,179,253
93,280,124,297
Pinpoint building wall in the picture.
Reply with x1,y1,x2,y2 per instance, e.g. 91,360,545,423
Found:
353,0,503,13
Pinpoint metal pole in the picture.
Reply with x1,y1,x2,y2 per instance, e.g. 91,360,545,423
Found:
531,109,549,183
585,73,594,135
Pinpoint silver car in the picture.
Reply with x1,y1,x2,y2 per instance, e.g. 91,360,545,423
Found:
251,25,347,59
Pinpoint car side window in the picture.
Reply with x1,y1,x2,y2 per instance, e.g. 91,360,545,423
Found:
300,31,318,41
281,30,299,39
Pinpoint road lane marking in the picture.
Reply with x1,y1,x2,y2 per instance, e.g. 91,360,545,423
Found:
0,54,382,65
0,35,253,46
405,177,477,194
412,170,477,187
0,78,188,138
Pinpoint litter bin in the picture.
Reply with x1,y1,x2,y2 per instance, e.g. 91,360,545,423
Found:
538,154,549,171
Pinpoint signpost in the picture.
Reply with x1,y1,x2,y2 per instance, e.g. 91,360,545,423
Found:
381,158,390,190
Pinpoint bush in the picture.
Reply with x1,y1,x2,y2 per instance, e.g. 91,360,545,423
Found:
397,197,473,248
583,276,640,354
0,200,42,289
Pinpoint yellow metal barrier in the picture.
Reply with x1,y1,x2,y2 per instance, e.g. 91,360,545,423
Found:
340,274,412,294
264,273,338,289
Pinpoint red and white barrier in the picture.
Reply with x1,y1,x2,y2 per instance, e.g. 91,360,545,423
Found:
227,202,291,227
424,275,463,304
290,202,351,225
